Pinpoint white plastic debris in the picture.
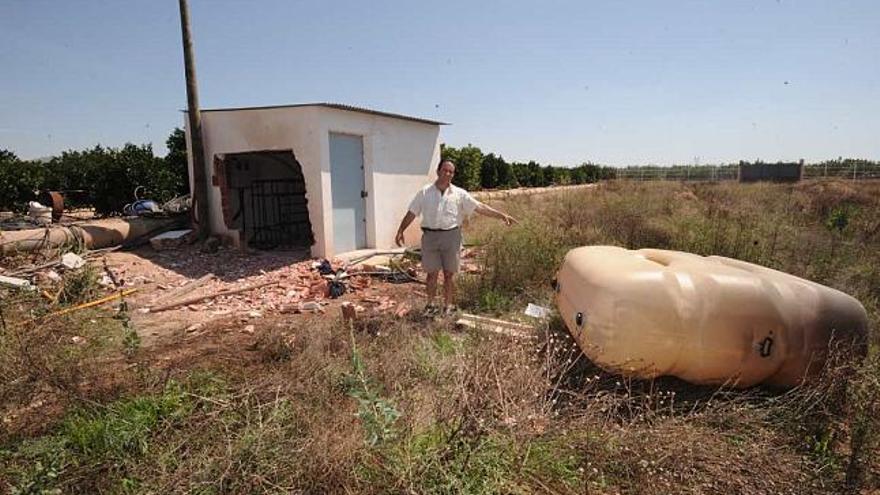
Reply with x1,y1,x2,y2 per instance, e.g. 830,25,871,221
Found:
524,303,552,319
97,274,115,287
28,201,52,225
61,252,86,270
0,275,35,291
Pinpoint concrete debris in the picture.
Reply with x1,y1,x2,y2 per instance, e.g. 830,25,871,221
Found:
57,247,426,331
360,294,396,308
149,229,193,250
524,303,552,319
341,302,356,321
347,275,372,290
459,247,482,274
97,274,115,288
394,303,411,318
34,270,62,284
61,252,86,270
283,301,324,314
0,275,35,291
341,301,366,322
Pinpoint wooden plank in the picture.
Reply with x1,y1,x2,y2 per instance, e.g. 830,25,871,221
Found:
457,312,533,331
455,312,535,339
151,273,215,306
148,280,278,313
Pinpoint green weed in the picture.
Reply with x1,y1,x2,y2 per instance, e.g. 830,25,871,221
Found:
345,329,401,447
366,425,584,494
4,381,192,494
61,381,191,459
57,264,100,306
115,299,140,357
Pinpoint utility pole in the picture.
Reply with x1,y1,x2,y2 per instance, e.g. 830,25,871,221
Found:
179,0,210,239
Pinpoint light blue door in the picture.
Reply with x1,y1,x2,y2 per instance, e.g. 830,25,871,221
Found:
329,133,367,253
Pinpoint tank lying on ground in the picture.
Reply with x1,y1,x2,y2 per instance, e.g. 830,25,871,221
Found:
554,246,868,388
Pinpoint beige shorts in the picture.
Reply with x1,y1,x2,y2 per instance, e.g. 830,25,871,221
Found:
421,228,462,273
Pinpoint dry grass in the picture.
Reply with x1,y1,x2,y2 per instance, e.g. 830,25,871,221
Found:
1,179,879,493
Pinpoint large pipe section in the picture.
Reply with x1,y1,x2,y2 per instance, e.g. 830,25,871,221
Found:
0,217,182,257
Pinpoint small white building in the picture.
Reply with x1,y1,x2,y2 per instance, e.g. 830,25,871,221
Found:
185,103,445,258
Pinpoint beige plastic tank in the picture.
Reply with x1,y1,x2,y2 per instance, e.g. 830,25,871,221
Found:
555,246,868,388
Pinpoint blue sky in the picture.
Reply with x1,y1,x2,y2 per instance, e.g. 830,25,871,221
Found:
2,0,878,166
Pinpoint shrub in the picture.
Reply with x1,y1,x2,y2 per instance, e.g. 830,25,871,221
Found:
460,219,566,312
45,143,183,215
57,265,101,305
0,150,48,211
0,128,188,215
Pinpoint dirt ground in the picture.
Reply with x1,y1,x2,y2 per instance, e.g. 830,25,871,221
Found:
99,245,428,347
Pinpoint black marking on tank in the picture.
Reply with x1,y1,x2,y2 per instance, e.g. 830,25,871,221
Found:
759,336,774,358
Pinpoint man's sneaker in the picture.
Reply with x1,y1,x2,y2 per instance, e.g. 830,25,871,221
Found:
422,304,440,318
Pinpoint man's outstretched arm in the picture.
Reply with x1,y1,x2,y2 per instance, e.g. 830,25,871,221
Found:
395,211,417,246
475,203,518,226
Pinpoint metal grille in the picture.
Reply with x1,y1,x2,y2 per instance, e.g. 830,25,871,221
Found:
244,179,313,249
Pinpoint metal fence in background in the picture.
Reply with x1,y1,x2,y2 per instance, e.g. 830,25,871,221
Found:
612,163,880,182
803,164,880,180
613,166,739,182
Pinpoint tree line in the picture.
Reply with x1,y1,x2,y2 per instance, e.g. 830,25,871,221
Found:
441,144,616,191
3,132,879,215
0,129,188,214
0,138,617,215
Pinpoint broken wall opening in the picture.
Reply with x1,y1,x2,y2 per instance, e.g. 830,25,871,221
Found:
215,150,314,250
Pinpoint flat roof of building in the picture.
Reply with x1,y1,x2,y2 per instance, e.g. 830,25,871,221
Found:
194,102,448,126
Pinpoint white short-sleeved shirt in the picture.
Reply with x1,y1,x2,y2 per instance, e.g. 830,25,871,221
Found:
408,183,480,230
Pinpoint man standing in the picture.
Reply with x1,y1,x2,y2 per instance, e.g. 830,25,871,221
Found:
395,159,517,316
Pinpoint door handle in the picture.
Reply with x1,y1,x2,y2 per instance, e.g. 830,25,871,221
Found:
361,190,368,198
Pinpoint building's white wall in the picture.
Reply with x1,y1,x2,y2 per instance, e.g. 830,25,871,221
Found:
315,107,440,255
188,105,440,258
195,106,327,256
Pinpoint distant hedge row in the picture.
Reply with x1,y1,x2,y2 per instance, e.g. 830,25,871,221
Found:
441,144,616,191
5,130,877,215
0,129,188,215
